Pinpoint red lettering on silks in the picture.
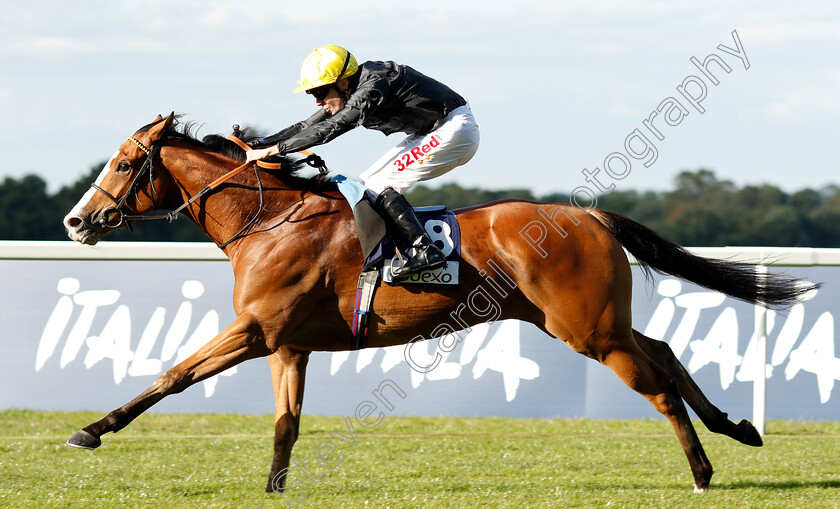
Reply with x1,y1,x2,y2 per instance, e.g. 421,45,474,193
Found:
394,136,441,171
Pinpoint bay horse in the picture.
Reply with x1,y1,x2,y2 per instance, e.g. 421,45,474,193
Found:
63,113,816,493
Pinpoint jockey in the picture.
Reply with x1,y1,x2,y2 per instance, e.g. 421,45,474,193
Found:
246,45,480,278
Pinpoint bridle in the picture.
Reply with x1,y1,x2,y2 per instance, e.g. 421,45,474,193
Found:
91,136,163,231
89,133,329,249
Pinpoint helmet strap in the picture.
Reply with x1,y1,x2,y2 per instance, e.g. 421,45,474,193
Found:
334,51,351,84
331,51,352,98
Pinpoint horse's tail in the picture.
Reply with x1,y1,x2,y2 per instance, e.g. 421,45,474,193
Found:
589,209,820,310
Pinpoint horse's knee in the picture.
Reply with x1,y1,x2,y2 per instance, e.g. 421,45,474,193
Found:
605,347,674,389
151,369,190,395
645,377,683,414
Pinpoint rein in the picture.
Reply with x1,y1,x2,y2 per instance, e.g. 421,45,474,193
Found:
91,134,329,249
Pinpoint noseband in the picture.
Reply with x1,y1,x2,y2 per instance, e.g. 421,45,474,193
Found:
91,136,162,231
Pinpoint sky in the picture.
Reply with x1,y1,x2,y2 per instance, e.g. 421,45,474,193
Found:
1,0,839,198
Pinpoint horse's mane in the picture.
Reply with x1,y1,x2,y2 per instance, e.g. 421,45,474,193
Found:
135,115,336,191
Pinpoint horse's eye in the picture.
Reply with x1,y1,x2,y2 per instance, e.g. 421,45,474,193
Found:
117,162,131,173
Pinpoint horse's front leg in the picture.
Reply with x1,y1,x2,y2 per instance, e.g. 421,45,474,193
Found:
66,314,271,449
265,346,310,493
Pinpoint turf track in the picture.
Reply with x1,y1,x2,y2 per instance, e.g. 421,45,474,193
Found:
1,411,838,508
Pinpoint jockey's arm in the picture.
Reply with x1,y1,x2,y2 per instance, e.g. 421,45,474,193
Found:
245,109,329,162
271,104,362,156
258,109,329,147
246,76,385,162
273,77,389,155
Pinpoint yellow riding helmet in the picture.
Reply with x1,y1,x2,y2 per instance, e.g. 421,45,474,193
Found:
292,45,359,93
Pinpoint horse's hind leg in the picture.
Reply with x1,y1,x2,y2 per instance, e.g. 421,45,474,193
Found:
599,335,714,492
265,346,310,493
66,314,271,449
633,329,763,447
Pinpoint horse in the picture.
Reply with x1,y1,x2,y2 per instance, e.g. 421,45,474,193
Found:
62,113,817,493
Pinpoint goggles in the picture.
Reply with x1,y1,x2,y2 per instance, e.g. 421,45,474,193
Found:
306,84,334,101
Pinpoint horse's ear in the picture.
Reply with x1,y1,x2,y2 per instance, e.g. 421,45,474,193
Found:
162,112,176,130
153,114,163,122
147,112,176,140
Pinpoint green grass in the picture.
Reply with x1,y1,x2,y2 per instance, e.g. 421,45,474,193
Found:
1,410,838,508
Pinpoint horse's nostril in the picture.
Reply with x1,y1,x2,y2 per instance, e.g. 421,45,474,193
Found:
65,216,82,229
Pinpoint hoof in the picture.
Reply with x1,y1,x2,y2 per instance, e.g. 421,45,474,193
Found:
265,481,286,494
66,430,101,450
692,466,713,493
266,471,288,493
737,419,763,447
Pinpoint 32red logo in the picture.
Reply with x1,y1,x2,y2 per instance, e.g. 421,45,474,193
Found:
393,136,440,171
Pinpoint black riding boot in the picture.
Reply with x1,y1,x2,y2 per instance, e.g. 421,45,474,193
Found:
377,188,447,278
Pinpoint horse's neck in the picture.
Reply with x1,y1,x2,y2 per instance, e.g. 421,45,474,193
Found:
161,146,303,249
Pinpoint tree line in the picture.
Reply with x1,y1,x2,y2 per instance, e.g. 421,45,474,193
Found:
2,164,839,247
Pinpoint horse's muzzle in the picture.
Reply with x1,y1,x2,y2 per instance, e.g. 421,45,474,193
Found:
63,214,101,245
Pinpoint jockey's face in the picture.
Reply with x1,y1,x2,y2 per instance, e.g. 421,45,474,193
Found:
311,78,349,116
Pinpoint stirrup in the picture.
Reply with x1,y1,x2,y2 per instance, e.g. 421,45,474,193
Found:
392,245,447,277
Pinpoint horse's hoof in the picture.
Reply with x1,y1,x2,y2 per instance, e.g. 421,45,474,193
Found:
66,430,101,450
693,485,709,494
266,471,288,493
737,419,764,447
266,481,286,494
